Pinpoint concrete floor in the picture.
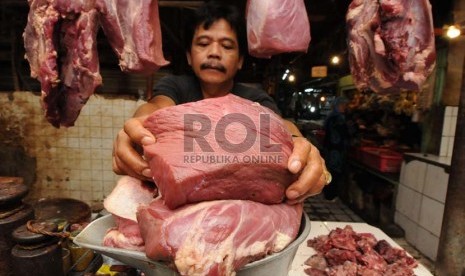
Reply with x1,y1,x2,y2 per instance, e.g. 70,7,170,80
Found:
303,194,436,274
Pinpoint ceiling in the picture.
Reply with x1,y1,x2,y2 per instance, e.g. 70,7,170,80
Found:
0,0,455,93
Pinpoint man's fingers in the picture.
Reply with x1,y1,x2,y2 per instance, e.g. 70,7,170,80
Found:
124,117,156,146
286,172,326,205
288,137,312,174
113,129,152,180
286,155,326,203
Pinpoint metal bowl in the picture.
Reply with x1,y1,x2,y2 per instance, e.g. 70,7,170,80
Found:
33,197,91,224
74,213,310,276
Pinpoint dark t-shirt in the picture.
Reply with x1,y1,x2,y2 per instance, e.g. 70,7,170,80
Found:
152,75,281,115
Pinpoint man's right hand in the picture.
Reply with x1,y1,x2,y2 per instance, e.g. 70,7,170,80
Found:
112,95,176,180
112,116,156,181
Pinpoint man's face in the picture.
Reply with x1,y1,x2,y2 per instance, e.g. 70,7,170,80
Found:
187,19,244,88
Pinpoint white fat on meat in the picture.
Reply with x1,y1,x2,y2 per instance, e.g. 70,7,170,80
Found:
137,199,303,276
103,176,156,221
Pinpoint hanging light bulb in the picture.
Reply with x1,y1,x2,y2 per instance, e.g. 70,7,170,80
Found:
331,56,340,65
446,25,461,39
288,74,296,82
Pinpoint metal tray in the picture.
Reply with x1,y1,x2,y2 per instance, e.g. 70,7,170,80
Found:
74,213,310,276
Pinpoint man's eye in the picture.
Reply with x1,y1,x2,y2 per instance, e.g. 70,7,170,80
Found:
223,44,234,50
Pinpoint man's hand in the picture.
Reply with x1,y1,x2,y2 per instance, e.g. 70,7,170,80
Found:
112,116,156,181
112,95,175,180
285,136,327,204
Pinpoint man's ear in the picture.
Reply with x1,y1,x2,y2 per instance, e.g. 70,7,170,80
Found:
238,56,244,70
186,52,192,66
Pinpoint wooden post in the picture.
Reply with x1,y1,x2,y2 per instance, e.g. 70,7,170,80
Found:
435,54,465,276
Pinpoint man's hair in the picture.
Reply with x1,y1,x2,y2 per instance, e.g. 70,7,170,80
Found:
184,1,247,57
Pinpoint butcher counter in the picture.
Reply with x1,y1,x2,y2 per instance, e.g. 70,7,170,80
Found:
75,217,434,275
289,221,433,276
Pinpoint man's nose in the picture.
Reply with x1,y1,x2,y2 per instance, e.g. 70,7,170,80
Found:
207,43,221,59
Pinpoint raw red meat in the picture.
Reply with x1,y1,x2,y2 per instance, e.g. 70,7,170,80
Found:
304,225,417,275
246,0,311,58
103,216,145,251
57,9,102,126
346,0,436,93
24,0,102,127
143,94,296,209
23,0,168,127
137,198,303,275
97,0,169,74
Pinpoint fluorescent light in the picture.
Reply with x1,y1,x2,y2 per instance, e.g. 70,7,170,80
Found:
282,73,288,80
305,88,313,92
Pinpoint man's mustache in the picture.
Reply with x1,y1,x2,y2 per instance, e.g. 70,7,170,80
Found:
200,63,226,73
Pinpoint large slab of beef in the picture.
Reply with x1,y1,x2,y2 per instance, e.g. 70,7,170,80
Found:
23,0,168,127
305,225,417,275
143,94,296,209
346,0,436,93
137,198,303,276
246,0,311,58
97,0,169,73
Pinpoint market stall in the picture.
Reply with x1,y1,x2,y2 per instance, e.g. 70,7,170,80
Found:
0,0,462,275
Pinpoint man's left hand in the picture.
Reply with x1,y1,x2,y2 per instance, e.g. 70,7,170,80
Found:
285,136,328,204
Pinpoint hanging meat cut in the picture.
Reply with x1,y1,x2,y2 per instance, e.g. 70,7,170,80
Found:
97,0,169,73
23,0,168,127
143,94,296,209
24,0,102,127
137,198,303,276
246,0,311,58
346,0,436,93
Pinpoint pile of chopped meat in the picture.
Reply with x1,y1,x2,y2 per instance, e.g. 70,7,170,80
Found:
305,225,417,276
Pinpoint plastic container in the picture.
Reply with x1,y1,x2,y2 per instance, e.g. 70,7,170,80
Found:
74,213,311,276
361,147,403,173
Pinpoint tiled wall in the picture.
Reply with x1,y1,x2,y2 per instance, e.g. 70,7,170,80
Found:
440,106,458,157
395,159,449,261
0,91,145,205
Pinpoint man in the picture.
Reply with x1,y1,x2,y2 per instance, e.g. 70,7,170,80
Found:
112,1,329,204
323,97,350,200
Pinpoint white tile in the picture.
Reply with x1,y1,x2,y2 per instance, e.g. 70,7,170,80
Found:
418,196,444,237
80,170,92,181
395,184,422,223
450,116,457,137
400,161,406,185
68,137,80,148
442,116,452,136
448,137,455,157
445,106,453,116
394,211,418,247
91,170,103,181
80,159,92,170
440,136,449,157
423,165,449,203
401,160,426,192
416,226,439,261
